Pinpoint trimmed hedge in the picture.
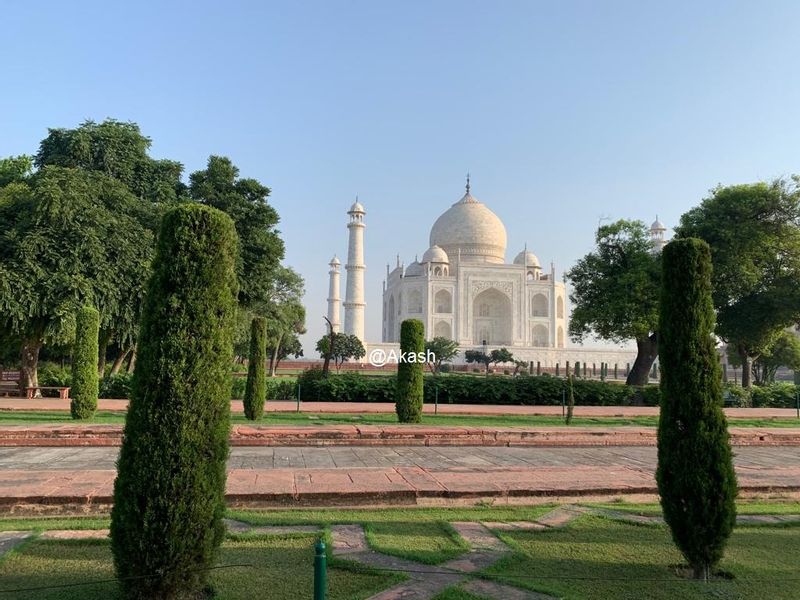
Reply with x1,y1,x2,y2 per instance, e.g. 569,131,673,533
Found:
111,204,238,599
243,317,267,420
295,371,652,406
396,319,425,423
656,237,736,580
100,373,134,399
71,306,100,419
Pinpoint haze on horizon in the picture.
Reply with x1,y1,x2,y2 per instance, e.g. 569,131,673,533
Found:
3,0,799,353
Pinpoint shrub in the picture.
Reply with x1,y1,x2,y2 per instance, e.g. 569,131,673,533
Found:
71,306,99,419
751,383,799,408
243,317,267,420
100,373,133,399
396,319,425,423
111,204,239,599
38,362,71,392
657,238,737,581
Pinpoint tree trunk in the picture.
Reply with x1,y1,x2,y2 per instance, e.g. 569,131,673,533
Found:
269,333,283,377
626,333,659,386
127,345,137,374
98,330,112,378
110,347,131,375
20,338,42,395
738,344,752,388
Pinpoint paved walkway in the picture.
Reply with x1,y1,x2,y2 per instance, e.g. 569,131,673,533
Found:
0,446,799,509
2,397,799,418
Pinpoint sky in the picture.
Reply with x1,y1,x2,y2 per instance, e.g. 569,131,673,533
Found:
3,1,800,352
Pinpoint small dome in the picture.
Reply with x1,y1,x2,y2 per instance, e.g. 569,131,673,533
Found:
650,218,666,231
422,245,449,264
329,255,340,266
513,250,541,268
349,201,365,214
404,261,424,277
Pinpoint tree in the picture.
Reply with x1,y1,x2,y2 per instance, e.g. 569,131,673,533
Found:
676,179,800,388
271,333,303,373
424,337,459,374
396,319,425,423
730,330,800,385
656,238,737,581
490,348,514,368
464,347,514,375
566,220,661,385
0,167,154,392
316,332,365,372
512,359,529,376
111,204,238,599
565,374,575,425
189,156,285,309
243,317,267,420
71,306,100,419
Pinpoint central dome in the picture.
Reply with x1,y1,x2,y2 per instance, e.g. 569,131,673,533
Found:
429,188,507,264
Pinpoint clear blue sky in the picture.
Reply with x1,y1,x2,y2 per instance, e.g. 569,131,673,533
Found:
3,1,800,350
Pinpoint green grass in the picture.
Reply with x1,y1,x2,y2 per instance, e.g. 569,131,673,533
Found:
584,500,800,517
2,409,800,428
431,587,490,600
227,505,554,527
485,515,800,600
0,535,399,600
364,521,469,564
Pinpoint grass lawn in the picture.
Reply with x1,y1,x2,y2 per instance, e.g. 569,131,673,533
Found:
364,521,469,564
1,504,798,599
432,587,489,600
2,409,800,428
0,535,399,600
586,500,800,517
486,514,800,600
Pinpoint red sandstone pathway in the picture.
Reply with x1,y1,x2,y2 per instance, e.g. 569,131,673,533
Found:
1,461,798,510
1,397,798,418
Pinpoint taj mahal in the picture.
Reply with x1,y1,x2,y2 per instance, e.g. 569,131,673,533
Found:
326,178,664,367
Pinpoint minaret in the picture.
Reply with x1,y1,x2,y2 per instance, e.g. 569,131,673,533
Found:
650,216,667,253
344,200,366,342
327,255,341,333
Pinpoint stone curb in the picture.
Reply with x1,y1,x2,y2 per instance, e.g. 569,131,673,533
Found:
1,425,799,447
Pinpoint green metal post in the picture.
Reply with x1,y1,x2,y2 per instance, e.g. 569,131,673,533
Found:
435,386,439,415
561,388,565,417
297,383,301,413
314,540,327,600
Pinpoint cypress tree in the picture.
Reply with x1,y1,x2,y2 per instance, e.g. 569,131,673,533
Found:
395,319,424,423
656,238,737,581
111,204,239,599
71,306,99,419
243,316,267,420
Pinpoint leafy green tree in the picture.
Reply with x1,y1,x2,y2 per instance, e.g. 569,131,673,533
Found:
464,347,514,375
0,167,154,392
36,119,185,204
270,332,304,373
566,220,661,385
676,179,800,387
0,155,33,187
189,156,284,309
71,306,100,419
315,333,366,372
396,319,425,423
111,204,238,599
729,330,800,385
424,337,459,374
243,317,267,420
656,238,737,581
464,350,491,374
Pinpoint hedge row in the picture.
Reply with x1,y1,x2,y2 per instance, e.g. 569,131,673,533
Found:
295,371,651,406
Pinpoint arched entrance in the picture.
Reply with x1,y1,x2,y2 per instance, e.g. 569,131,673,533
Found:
472,288,512,345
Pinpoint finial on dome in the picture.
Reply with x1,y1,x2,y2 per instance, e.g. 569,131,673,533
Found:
465,172,471,194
